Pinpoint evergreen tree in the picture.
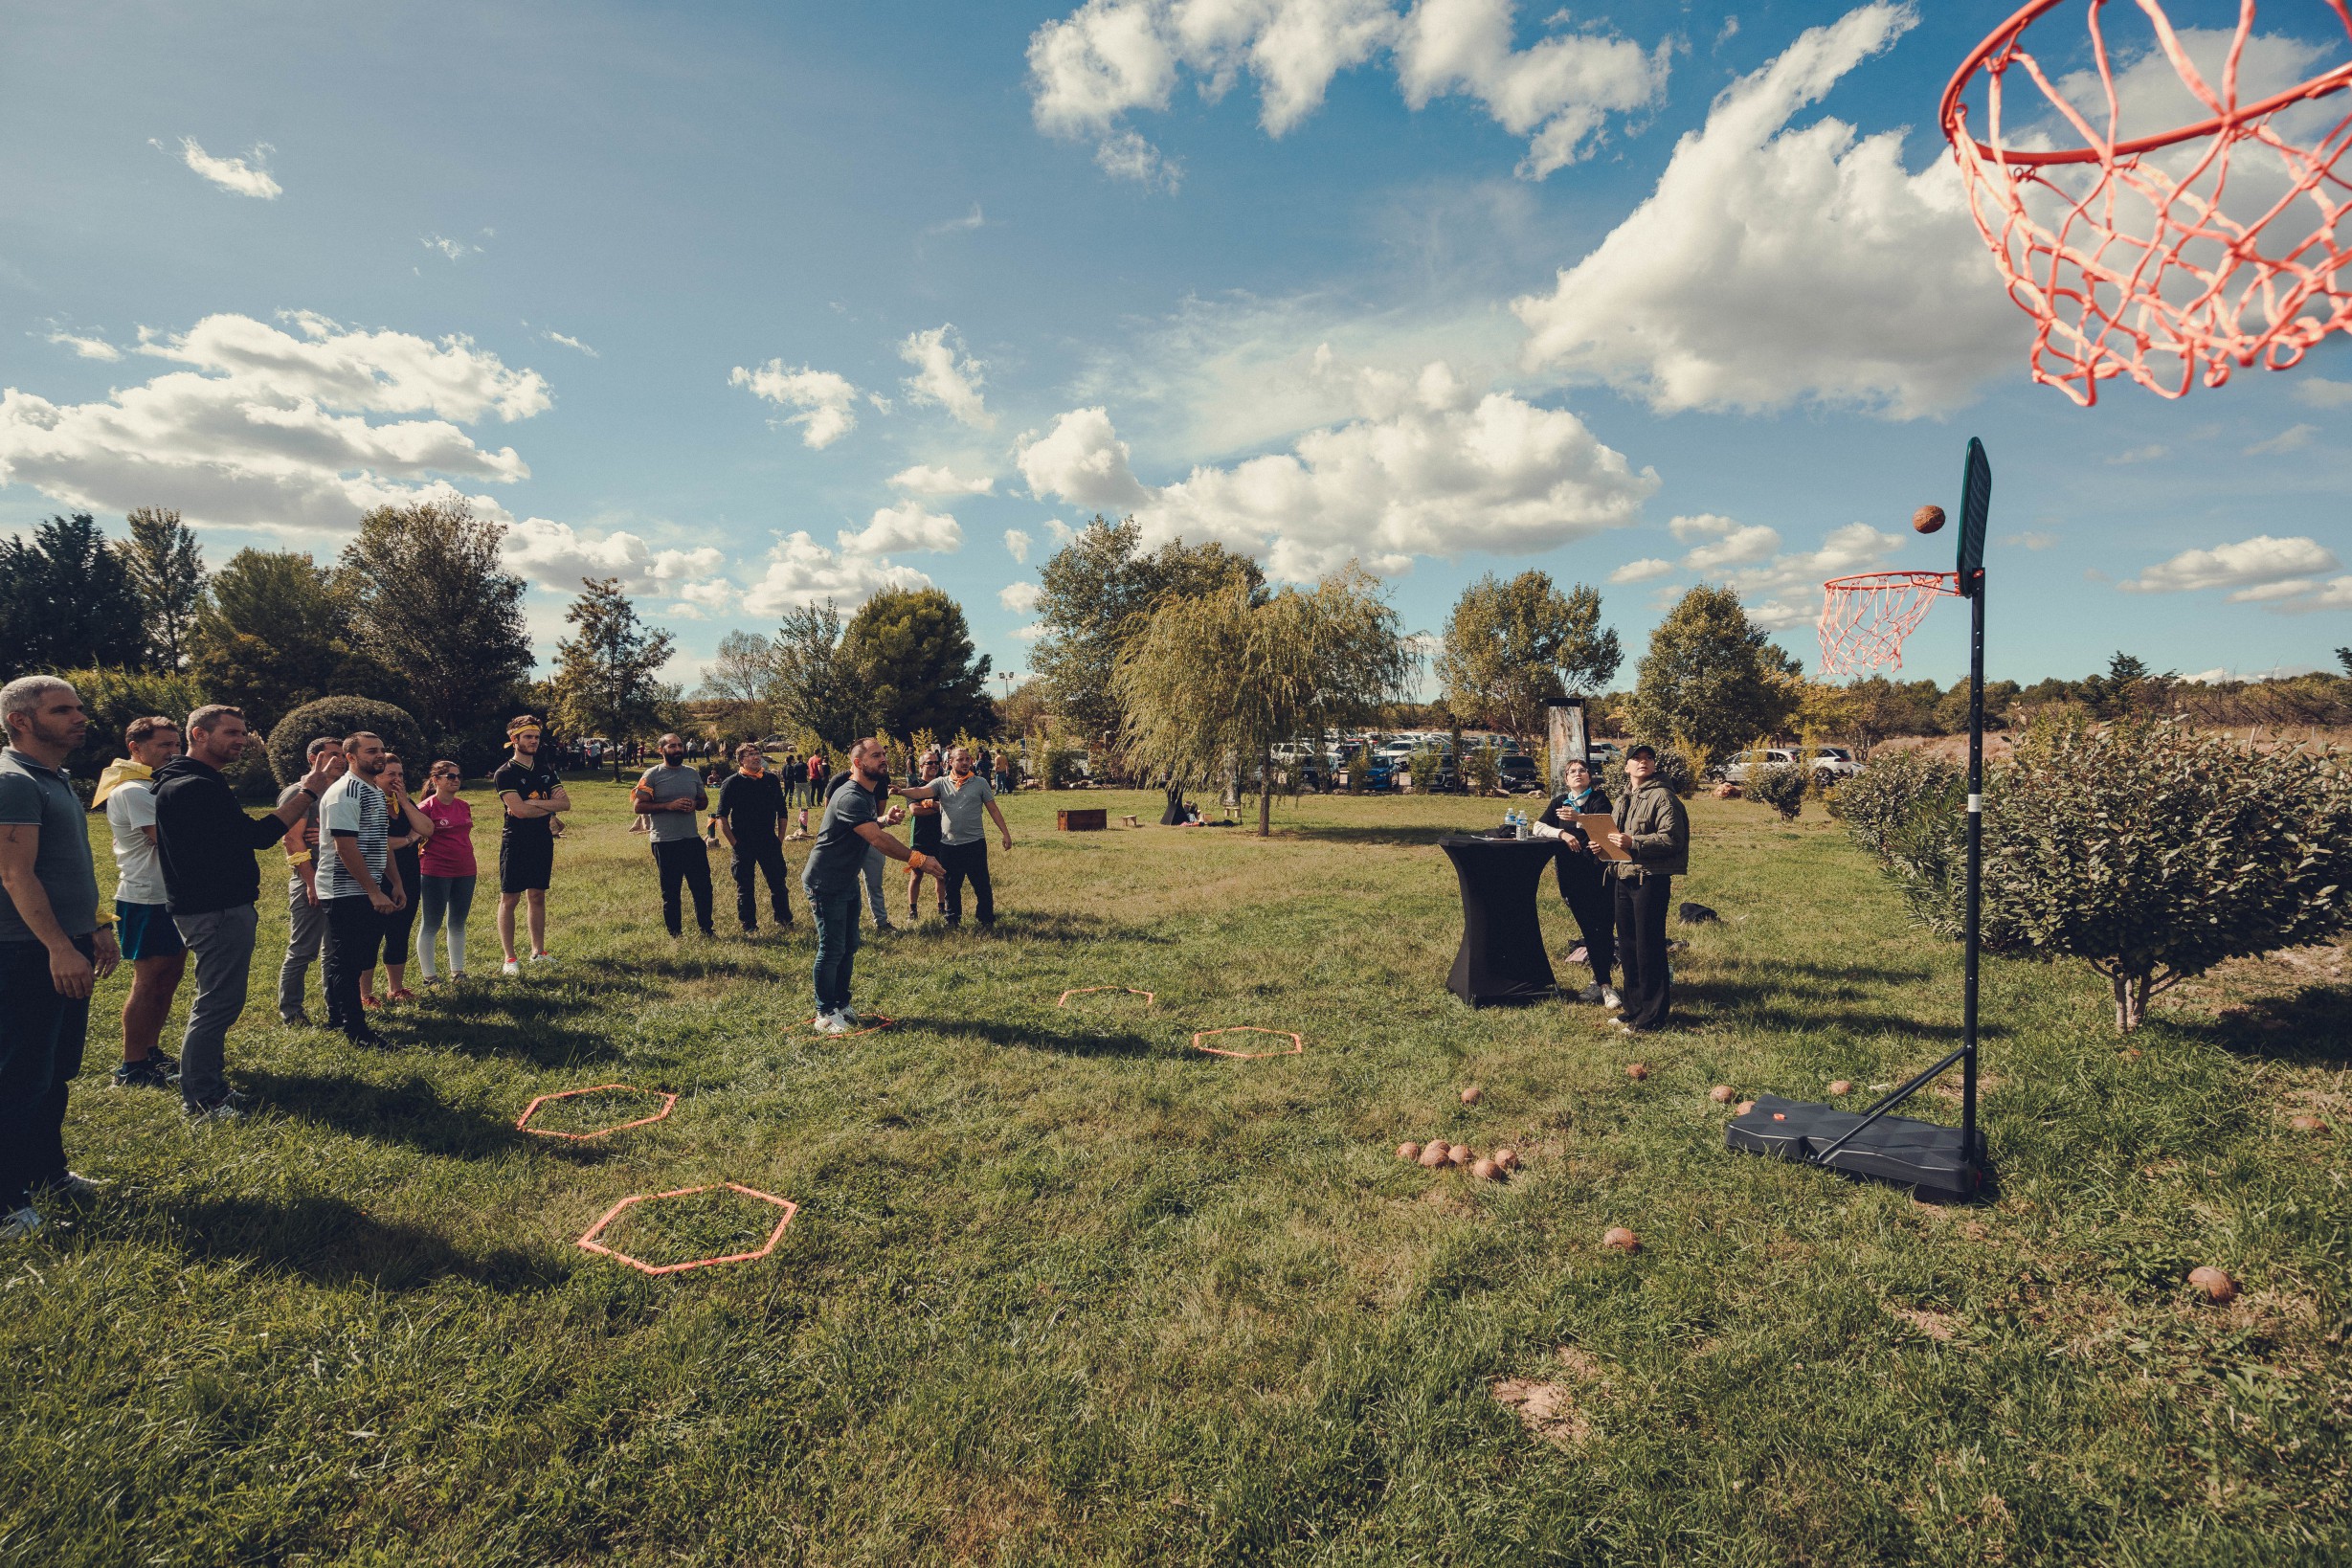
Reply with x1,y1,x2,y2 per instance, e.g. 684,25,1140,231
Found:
188,549,384,733
840,587,995,742
339,499,533,742
0,514,147,672
769,603,870,750
117,507,210,670
549,578,675,744
1627,584,1797,762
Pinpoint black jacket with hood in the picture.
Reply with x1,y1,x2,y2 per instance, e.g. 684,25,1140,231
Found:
154,757,303,915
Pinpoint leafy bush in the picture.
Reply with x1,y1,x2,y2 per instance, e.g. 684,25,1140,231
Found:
1830,747,1963,864
1042,744,1086,790
266,696,423,785
53,666,205,782
1748,761,1809,820
1461,745,1502,795
1890,717,2352,1031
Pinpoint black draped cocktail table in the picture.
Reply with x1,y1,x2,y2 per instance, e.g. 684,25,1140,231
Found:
1439,835,1559,1006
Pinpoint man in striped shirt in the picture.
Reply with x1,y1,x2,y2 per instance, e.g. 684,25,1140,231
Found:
317,730,403,1048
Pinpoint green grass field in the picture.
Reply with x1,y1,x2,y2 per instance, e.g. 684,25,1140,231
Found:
7,782,2348,1565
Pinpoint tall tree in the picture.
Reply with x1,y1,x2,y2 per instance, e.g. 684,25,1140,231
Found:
1030,516,1266,749
1436,571,1620,745
1627,585,1798,763
188,549,374,732
1114,565,1410,836
694,630,780,735
2338,646,2352,679
117,507,209,670
0,514,147,673
840,587,995,741
549,578,675,743
769,602,868,750
339,499,533,741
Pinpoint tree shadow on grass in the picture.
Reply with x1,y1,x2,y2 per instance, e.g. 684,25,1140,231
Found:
1713,957,1937,987
2169,984,2352,1067
240,1070,524,1161
1279,823,1467,849
140,1194,567,1292
1676,987,2012,1042
888,1014,1165,1059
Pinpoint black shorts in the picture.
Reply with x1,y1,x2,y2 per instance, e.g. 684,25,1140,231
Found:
500,833,553,894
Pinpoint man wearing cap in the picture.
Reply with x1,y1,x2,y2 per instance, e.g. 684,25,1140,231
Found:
492,715,569,975
1604,745,1690,1034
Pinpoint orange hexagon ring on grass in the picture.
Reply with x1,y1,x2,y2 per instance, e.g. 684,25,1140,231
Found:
1057,987,1154,1007
515,1084,680,1140
575,1183,799,1276
1191,1026,1305,1060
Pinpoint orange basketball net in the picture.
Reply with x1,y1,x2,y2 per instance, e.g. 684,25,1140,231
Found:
1941,0,2352,404
1819,571,1960,677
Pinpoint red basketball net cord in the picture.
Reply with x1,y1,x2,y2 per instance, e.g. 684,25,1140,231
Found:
1818,571,1960,677
1942,0,2352,404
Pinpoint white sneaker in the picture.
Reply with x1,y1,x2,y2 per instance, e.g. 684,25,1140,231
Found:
502,959,522,976
34,1171,106,1199
528,951,554,964
0,1206,43,1243
812,1011,853,1036
1602,988,1623,1011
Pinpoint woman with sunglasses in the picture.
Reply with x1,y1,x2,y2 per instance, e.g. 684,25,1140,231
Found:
414,760,477,983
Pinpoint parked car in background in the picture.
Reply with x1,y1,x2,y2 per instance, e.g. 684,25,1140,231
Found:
1810,747,1860,780
1714,748,1801,784
1586,741,1621,767
1497,753,1542,793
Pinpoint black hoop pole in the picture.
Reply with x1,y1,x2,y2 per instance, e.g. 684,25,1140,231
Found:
1961,565,1984,1167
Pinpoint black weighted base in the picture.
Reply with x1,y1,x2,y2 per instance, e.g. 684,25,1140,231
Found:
1727,1094,1987,1203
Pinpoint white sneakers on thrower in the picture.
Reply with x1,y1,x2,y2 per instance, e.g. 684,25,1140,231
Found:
812,1009,855,1036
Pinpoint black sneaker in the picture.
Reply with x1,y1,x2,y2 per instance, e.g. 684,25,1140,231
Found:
346,1028,392,1050
1573,984,1606,1005
185,1090,251,1124
280,1011,311,1027
112,1057,175,1090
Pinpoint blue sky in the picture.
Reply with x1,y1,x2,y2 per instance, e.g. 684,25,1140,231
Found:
3,0,2346,694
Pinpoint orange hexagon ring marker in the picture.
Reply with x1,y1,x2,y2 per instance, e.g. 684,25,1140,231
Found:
576,1182,799,1276
1192,1026,1305,1060
516,1084,679,1140
1058,986,1154,1007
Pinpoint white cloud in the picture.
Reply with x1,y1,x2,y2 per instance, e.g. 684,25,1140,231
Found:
838,502,963,556
728,360,862,448
501,517,728,599
928,203,987,235
888,462,994,496
1044,517,1077,544
1670,512,1780,571
543,330,597,358
1003,526,1034,562
2245,423,2318,456
999,581,1044,613
741,531,932,616
2296,377,2352,409
898,325,992,428
164,137,281,199
1094,128,1183,190
1019,361,1657,580
0,310,549,535
46,330,121,361
1027,0,1669,182
1012,621,1048,643
421,234,480,262
1609,557,1672,584
1640,514,1906,631
2106,443,2168,465
2121,535,2341,595
2001,530,2058,550
1515,4,2026,417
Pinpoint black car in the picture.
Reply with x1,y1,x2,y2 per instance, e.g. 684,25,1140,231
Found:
1498,754,1542,793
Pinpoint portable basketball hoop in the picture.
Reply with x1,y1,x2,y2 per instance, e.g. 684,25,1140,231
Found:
1732,440,1996,1202
1941,0,2352,403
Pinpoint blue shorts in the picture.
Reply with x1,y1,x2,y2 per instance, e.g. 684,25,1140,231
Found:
116,900,186,961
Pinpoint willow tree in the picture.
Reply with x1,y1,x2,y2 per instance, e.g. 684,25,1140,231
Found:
1113,565,1411,837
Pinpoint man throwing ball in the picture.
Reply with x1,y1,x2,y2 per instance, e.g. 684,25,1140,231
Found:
492,715,569,976
801,737,940,1034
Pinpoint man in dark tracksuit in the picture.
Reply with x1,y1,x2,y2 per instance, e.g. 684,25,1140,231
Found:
715,744,792,933
1605,745,1690,1034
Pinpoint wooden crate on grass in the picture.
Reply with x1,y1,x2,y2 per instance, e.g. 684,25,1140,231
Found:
1057,808,1108,832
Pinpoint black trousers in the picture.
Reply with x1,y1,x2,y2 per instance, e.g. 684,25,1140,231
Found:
1611,872,1673,1031
939,840,994,927
323,895,386,1035
654,838,714,935
0,933,92,1207
730,838,792,930
1555,862,1615,988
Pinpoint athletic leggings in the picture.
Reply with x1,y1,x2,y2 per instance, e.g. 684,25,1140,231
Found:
417,874,477,979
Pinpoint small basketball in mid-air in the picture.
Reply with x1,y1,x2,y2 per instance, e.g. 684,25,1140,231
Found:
1913,504,1946,534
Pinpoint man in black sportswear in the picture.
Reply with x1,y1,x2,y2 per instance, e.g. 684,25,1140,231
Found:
715,743,792,933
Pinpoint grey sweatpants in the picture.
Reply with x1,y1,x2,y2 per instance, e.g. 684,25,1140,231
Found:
862,846,889,926
172,903,258,1108
279,876,327,1020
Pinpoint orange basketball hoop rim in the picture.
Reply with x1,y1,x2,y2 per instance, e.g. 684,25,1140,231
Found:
1818,571,1960,677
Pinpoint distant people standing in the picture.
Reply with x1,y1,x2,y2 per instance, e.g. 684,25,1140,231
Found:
904,754,945,922
799,750,826,837
365,754,434,1005
897,745,1013,930
1533,757,1618,1007
1,677,121,1239
154,705,340,1121
98,715,187,1088
635,733,713,938
715,742,792,933
802,737,938,1033
414,761,476,983
1605,745,1690,1035
276,738,348,1025
492,715,569,976
317,732,401,1048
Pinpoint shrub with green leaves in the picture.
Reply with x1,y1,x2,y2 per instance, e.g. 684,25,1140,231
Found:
1747,761,1808,820
1830,747,1963,863
1602,747,1695,799
1460,745,1501,795
1891,717,2352,1031
266,696,424,785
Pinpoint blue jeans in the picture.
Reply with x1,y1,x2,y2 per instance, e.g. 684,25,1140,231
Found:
809,883,862,1016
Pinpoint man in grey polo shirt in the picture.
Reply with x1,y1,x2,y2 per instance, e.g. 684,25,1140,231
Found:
0,676,122,1241
894,745,1014,929
633,733,713,937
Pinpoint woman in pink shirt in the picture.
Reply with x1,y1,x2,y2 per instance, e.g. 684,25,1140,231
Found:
414,760,478,982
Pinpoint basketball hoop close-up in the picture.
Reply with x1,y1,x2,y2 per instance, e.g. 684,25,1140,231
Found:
1940,0,2352,404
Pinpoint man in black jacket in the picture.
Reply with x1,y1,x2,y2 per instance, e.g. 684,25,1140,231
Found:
714,743,792,933
154,706,339,1121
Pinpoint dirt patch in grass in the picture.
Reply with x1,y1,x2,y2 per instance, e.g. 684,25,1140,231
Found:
1490,1378,1592,1445
1889,1306,1960,1341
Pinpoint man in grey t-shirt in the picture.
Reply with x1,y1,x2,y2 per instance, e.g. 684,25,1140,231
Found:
894,746,1014,929
276,737,347,1025
634,734,712,937
800,738,938,1032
